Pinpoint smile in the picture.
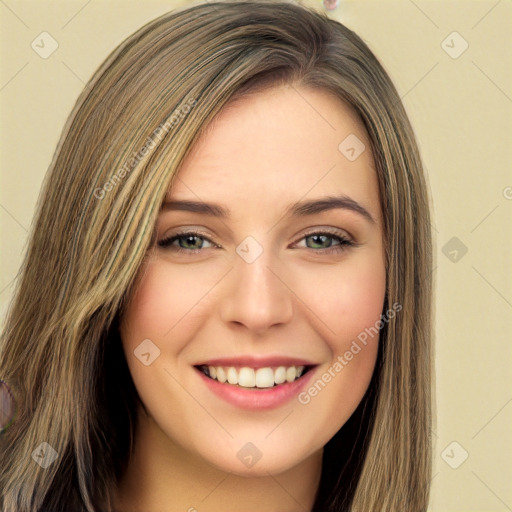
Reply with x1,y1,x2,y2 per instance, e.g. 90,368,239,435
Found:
193,357,317,410
197,365,310,389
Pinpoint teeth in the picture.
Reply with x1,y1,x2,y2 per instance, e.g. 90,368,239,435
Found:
216,367,227,383
274,366,286,384
227,367,238,385
286,366,297,382
238,367,256,387
203,365,306,388
255,368,274,388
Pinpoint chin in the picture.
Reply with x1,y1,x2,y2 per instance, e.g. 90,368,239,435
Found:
197,438,318,478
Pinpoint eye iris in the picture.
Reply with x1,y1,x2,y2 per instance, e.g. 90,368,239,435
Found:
307,234,333,249
180,235,202,249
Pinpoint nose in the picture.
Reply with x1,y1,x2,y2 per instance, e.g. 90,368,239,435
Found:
218,248,294,335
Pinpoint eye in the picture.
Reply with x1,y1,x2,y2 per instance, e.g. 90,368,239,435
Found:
294,230,354,254
157,228,355,256
157,231,217,253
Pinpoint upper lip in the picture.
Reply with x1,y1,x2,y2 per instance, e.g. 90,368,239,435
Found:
195,356,318,368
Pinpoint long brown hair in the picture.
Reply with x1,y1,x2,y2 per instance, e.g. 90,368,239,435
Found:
0,1,434,510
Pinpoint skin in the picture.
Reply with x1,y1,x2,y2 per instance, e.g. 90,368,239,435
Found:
116,84,386,512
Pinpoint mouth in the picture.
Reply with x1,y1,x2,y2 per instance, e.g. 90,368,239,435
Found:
195,364,315,389
193,357,319,410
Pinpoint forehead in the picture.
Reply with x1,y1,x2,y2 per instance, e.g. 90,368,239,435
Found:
168,85,380,221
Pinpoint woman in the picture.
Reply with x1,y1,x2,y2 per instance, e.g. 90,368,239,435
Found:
0,1,434,510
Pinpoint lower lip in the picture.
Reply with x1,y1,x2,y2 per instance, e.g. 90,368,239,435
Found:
195,367,317,410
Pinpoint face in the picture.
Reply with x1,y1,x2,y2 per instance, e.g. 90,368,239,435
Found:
120,84,386,476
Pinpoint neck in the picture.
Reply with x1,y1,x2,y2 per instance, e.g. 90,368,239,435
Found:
114,411,323,512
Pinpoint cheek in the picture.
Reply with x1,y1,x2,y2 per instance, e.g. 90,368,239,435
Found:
120,257,218,352
292,250,386,426
298,251,387,353
119,259,219,432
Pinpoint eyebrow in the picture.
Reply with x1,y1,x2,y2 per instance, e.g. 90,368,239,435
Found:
161,195,376,224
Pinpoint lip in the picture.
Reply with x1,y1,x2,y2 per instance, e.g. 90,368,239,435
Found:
195,356,317,369
194,364,318,411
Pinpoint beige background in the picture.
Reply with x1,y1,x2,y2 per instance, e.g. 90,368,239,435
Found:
1,1,511,510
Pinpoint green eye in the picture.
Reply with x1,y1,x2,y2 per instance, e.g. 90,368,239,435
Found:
157,230,354,255
158,232,216,252
297,231,354,254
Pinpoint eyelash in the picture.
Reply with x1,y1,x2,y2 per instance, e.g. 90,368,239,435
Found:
157,229,355,255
